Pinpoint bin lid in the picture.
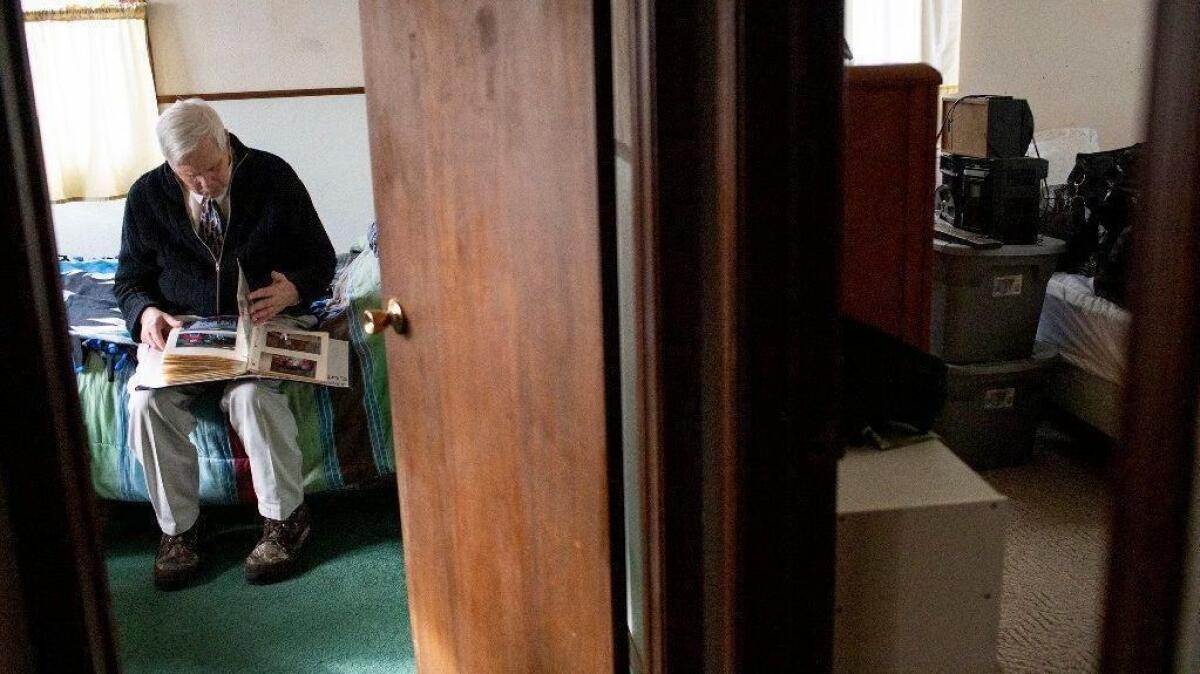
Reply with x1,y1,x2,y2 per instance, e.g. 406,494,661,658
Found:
934,235,1066,258
945,341,1059,376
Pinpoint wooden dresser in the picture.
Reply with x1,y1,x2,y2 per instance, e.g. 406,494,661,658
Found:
841,64,942,350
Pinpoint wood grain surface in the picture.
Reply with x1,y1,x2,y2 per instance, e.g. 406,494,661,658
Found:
1102,0,1200,670
842,64,941,350
359,2,614,671
0,1,119,671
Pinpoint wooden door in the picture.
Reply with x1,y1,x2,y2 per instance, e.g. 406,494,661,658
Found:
1101,0,1200,670
358,2,616,672
0,3,119,672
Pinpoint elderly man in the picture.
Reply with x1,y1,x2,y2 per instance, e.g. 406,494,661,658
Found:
115,99,335,589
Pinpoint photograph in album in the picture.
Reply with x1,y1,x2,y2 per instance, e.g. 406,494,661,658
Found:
265,330,322,355
131,264,350,389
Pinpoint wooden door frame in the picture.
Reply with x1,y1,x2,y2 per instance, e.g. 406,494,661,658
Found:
621,0,844,670
0,1,120,671
591,1,631,668
1101,0,1200,670
9,0,1200,669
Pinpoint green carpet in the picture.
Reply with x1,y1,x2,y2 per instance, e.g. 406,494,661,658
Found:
102,487,416,674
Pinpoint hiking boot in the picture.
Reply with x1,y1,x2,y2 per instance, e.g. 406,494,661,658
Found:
153,523,202,591
245,503,311,585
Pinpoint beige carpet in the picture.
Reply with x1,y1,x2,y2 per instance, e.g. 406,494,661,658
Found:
981,424,1113,674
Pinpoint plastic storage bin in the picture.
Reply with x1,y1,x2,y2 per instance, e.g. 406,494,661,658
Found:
931,236,1066,363
935,343,1058,469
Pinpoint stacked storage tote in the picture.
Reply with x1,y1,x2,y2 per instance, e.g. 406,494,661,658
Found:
932,95,1062,469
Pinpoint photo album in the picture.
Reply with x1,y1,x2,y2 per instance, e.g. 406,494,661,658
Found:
130,265,350,389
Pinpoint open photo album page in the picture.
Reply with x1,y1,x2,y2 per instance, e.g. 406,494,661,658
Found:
253,326,329,382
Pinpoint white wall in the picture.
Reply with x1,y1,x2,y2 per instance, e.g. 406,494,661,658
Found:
51,200,126,258
958,0,1154,149
53,95,373,256
210,95,374,251
53,0,373,257
147,0,364,94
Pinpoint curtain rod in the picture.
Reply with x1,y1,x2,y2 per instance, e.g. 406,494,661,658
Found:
23,2,145,23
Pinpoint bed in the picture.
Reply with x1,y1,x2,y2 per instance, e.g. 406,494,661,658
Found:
62,231,396,503
1035,272,1130,438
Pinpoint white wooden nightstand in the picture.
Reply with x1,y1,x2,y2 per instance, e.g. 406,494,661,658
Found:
835,439,1009,673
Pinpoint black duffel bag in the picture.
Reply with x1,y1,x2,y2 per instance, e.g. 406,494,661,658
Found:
839,319,947,449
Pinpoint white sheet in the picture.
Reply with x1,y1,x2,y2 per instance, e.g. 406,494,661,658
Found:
1036,272,1130,385
1046,360,1123,438
1027,127,1101,186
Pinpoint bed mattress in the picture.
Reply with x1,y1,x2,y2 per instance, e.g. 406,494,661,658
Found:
1036,272,1130,386
1045,361,1123,438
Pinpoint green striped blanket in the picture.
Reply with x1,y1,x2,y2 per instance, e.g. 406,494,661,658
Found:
72,248,395,503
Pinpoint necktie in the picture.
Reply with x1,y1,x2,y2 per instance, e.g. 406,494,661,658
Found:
198,197,225,257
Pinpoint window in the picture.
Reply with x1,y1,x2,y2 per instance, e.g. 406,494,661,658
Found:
22,0,161,202
845,0,962,93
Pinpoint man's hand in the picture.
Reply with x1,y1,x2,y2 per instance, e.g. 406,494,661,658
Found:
248,271,300,324
139,306,182,351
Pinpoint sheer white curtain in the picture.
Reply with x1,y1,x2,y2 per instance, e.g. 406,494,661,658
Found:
845,0,961,91
22,0,161,202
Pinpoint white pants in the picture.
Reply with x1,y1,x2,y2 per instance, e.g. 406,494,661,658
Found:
128,380,303,535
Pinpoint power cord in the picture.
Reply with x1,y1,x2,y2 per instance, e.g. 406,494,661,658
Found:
935,94,994,145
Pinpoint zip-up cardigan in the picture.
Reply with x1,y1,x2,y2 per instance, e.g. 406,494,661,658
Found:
114,134,336,340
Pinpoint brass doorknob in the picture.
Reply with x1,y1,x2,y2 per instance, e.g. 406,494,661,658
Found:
363,298,407,335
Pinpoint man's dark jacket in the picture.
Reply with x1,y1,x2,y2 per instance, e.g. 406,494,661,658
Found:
115,134,336,340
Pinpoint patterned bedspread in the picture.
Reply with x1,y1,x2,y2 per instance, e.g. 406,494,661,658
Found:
63,246,396,503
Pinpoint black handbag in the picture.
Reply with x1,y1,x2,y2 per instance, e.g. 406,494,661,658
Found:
1045,144,1142,307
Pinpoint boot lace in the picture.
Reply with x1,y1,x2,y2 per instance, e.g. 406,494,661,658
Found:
262,518,290,545
160,530,195,559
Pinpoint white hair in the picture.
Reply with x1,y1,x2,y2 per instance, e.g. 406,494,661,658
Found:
156,98,228,165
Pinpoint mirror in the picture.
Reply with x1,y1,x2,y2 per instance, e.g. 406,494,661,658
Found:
838,1,1153,670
